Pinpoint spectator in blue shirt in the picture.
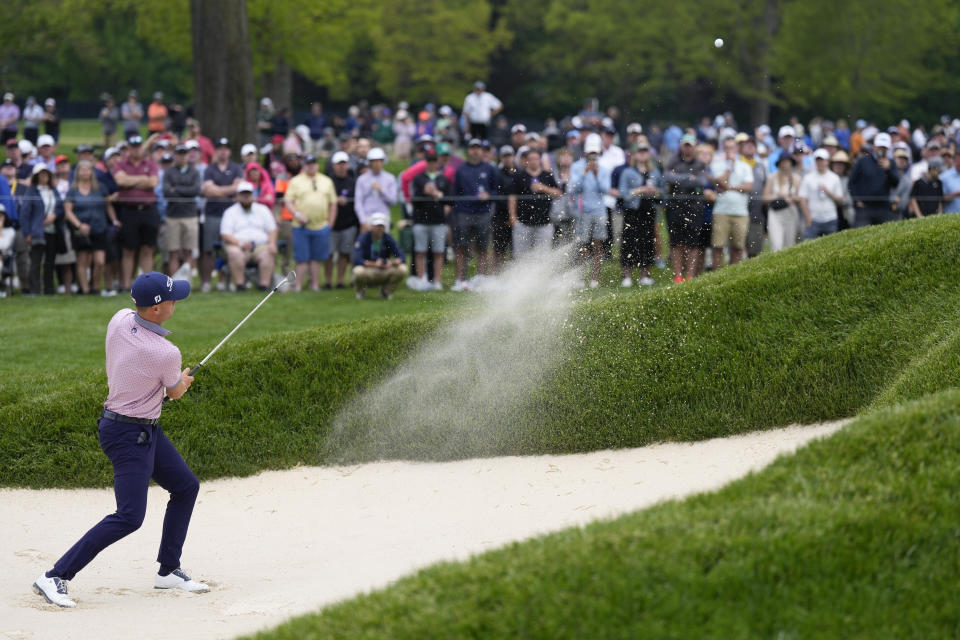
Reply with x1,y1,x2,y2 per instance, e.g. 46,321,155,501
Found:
352,211,407,300
938,150,960,213
569,133,611,288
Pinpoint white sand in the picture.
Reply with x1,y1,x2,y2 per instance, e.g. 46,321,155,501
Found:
1,421,844,640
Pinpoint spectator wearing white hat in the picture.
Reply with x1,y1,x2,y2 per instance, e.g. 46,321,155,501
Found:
354,147,396,228
510,123,528,151
0,93,20,144
35,134,57,172
462,81,502,141
43,97,60,142
799,148,843,239
240,143,258,166
329,151,359,289
219,180,278,291
768,125,796,173
849,132,899,227
709,136,754,268
352,211,407,299
569,133,612,288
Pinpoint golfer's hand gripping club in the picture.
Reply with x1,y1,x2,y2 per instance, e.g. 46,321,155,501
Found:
163,271,297,402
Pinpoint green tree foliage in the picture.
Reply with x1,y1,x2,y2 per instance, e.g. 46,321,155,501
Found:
370,0,512,106
771,0,957,122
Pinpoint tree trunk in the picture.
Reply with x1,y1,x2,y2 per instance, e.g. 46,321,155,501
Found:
749,0,781,128
259,61,293,113
190,0,256,156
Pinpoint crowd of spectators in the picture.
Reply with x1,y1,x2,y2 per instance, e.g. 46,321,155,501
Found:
1,83,959,299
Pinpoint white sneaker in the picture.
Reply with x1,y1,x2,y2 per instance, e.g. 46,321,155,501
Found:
201,282,211,293
589,280,599,289
620,277,633,288
639,276,655,286
155,568,209,593
431,280,443,291
57,284,65,294
33,574,77,608
451,280,469,292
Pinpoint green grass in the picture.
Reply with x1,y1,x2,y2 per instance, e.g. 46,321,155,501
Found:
246,387,960,639
4,216,960,487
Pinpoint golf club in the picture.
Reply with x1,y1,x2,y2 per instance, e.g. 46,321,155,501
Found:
164,270,296,402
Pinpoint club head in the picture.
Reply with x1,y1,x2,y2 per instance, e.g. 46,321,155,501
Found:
283,271,297,287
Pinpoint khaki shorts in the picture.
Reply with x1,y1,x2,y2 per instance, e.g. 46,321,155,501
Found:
711,214,749,250
166,216,199,253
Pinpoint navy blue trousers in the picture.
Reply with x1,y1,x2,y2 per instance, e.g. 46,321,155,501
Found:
50,417,199,580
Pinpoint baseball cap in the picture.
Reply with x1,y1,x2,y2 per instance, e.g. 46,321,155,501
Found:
215,137,230,148
436,142,451,155
467,138,483,148
75,143,93,154
525,132,541,142
734,132,750,143
2,92,12,101
160,153,174,163
37,134,55,147
499,145,515,156
680,133,697,146
32,163,52,177
241,143,257,156
873,132,892,148
174,144,188,154
127,135,143,146
516,145,530,157
778,125,795,138
566,129,580,139
5,139,18,148
416,134,434,145
822,135,839,147
44,98,56,107
19,139,35,155
331,151,349,164
103,147,119,161
367,147,386,161
369,212,390,228
184,139,200,151
236,180,255,193
928,157,944,171
926,140,942,150
152,139,169,150
813,148,830,161
626,122,643,134
131,271,190,307
55,154,69,165
1,158,14,167
303,153,318,164
473,80,486,90
271,134,284,144
511,124,527,134
481,139,492,149
634,141,650,151
584,133,603,154
855,119,867,129
893,148,910,159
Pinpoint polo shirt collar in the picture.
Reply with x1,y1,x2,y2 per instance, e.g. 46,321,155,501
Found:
134,312,171,337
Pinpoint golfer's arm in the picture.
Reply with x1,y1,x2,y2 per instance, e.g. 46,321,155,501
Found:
166,377,190,400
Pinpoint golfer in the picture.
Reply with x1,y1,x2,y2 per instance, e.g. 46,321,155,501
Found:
33,271,208,608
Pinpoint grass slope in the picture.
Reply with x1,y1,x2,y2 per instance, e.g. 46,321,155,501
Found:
3,216,960,487
246,387,960,640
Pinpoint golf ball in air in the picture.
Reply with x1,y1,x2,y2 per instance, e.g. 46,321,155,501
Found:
714,38,724,48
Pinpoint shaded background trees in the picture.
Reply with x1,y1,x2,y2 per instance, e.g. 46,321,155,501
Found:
1,0,958,128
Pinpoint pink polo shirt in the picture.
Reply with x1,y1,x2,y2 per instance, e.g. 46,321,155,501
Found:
103,309,182,420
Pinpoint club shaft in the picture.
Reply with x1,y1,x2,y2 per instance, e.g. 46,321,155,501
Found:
195,279,286,368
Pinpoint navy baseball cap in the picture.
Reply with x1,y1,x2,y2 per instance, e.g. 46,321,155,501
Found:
131,271,190,307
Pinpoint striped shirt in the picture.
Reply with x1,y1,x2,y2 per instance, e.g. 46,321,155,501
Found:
103,309,182,420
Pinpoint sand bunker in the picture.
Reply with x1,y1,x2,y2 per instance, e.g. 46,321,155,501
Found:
1,421,844,640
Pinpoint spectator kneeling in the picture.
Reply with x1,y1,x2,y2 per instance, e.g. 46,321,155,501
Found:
352,212,407,299
220,181,277,291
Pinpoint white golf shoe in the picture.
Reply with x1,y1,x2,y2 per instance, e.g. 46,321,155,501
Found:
155,568,209,593
33,574,77,608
